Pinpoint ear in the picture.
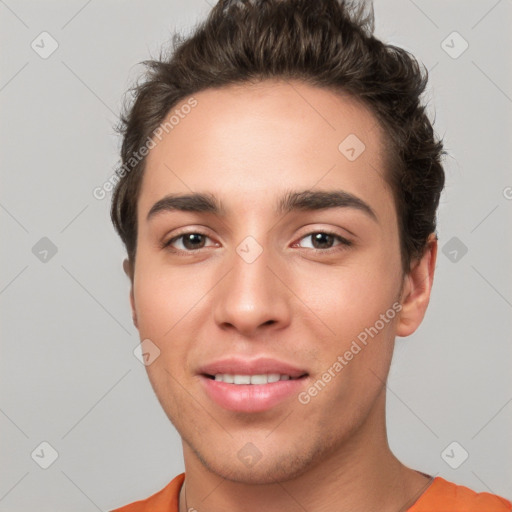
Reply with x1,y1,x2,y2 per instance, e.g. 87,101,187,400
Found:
395,233,437,337
123,258,138,329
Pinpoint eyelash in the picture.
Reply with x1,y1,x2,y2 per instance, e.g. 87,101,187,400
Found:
161,230,353,255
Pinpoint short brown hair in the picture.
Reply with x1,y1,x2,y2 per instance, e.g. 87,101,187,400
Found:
111,0,445,273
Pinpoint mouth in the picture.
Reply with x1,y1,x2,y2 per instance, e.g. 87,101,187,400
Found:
199,371,309,413
202,372,308,384
197,356,310,413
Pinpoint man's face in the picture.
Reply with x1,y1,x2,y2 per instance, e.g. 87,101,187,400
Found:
130,80,408,483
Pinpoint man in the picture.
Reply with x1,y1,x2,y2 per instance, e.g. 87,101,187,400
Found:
110,0,511,510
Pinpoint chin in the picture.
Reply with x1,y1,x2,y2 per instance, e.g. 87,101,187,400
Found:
189,439,325,485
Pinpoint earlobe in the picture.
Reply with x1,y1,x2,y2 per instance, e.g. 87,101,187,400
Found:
123,258,138,329
123,258,133,280
395,234,438,337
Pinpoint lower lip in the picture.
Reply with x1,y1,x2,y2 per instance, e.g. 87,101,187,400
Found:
199,375,307,413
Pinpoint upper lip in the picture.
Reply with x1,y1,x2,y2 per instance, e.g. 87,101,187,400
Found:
198,357,308,378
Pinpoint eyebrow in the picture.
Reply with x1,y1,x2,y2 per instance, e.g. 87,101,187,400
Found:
146,189,378,223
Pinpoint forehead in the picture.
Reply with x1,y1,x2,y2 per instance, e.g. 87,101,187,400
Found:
139,79,393,223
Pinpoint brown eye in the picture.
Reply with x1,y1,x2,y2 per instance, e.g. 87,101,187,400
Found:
296,231,352,252
310,232,336,250
180,233,207,250
164,232,215,252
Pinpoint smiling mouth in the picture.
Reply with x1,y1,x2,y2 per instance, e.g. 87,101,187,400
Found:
203,373,309,384
199,371,310,412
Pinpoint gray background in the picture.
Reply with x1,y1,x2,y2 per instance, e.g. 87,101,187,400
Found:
1,0,511,510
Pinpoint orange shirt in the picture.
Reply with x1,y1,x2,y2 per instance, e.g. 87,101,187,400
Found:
111,473,512,512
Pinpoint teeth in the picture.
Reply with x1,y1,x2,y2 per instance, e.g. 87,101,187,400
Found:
250,374,268,385
213,373,294,384
234,374,251,384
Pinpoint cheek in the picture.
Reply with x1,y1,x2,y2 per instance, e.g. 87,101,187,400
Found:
131,269,198,396
133,260,205,340
292,253,400,335
132,265,198,410
289,250,401,400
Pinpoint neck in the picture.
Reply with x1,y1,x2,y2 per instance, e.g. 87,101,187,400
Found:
179,391,431,512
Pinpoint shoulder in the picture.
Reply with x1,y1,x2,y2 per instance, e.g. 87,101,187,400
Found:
110,473,185,512
409,476,512,512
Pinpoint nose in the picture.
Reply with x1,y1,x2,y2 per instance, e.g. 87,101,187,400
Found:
213,242,292,338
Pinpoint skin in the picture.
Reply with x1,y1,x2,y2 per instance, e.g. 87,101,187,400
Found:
124,79,437,512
